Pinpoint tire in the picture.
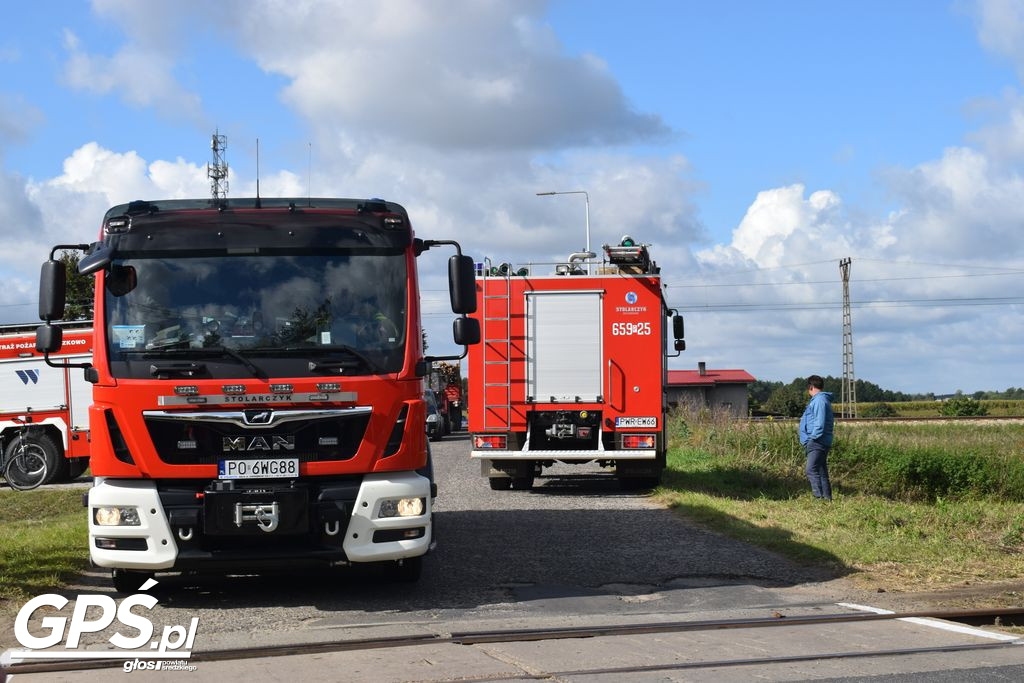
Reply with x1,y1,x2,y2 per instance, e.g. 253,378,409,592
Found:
65,457,89,481
368,556,423,583
488,476,512,490
510,476,534,490
4,431,62,487
618,476,661,491
392,556,423,583
112,569,154,594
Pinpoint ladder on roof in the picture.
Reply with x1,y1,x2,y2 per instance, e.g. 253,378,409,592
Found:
481,259,512,431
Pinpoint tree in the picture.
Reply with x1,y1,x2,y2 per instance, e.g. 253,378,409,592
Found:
61,251,94,320
764,385,806,417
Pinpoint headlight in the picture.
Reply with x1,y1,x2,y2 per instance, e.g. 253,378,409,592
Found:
378,497,425,518
93,506,141,526
426,414,438,423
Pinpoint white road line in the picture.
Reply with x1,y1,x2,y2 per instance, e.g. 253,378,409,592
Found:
838,602,1023,643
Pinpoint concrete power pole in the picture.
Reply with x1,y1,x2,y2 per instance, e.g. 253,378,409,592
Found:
208,130,228,201
840,257,857,418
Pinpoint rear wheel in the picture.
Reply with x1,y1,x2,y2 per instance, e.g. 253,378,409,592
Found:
617,476,661,491
510,476,534,490
488,476,512,490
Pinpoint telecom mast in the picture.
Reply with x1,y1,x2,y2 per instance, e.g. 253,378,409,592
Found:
840,257,857,418
208,130,228,200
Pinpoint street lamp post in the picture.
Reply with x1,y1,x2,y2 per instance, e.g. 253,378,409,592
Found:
536,190,592,274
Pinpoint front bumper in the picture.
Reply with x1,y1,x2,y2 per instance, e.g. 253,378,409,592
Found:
87,471,432,571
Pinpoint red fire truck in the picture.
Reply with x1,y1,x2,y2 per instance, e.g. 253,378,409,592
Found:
467,238,684,490
0,321,92,484
35,197,479,591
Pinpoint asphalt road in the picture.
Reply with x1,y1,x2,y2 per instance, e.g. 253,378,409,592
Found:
7,433,1024,681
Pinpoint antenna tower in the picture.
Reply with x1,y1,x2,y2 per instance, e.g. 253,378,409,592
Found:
208,130,228,200
840,257,857,418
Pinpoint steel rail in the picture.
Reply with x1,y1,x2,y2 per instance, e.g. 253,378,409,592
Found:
4,607,1022,675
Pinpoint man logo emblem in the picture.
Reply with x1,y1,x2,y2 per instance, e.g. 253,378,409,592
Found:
243,410,274,425
625,291,638,305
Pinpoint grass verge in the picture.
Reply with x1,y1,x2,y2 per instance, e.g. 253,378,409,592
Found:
0,488,89,610
658,416,1024,593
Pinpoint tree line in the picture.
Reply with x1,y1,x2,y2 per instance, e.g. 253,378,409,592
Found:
749,376,1024,417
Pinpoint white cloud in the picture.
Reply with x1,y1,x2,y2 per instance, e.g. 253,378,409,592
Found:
60,26,204,125
86,0,667,150
975,0,1024,79
0,93,44,143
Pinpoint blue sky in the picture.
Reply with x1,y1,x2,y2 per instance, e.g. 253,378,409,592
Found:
2,1,1023,394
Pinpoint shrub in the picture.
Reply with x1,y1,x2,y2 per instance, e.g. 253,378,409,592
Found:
860,402,897,418
939,397,989,417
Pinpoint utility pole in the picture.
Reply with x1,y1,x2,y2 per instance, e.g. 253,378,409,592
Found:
840,257,857,418
208,130,228,201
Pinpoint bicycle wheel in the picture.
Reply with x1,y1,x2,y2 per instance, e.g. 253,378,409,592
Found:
4,431,61,486
4,442,49,491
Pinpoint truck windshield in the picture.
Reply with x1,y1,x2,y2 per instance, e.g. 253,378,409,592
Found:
104,250,408,376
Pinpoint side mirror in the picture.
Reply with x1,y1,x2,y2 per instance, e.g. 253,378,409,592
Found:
672,314,684,340
79,242,114,276
39,260,67,321
449,254,477,314
36,324,63,354
674,339,686,351
453,316,480,346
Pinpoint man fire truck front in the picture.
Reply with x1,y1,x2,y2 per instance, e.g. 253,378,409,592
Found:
35,198,478,592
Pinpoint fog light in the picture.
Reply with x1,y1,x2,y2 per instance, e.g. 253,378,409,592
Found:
379,497,425,518
93,506,141,526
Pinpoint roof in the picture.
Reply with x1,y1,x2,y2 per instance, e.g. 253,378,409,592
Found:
667,369,756,387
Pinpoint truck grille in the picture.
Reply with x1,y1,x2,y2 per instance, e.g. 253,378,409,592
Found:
143,408,371,465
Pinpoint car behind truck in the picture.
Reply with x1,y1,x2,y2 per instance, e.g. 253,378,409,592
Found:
35,197,479,591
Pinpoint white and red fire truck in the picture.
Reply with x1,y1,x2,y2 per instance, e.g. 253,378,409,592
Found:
467,238,684,490
0,321,93,484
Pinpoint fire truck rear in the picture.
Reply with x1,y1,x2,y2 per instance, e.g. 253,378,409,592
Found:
35,197,479,591
467,238,685,490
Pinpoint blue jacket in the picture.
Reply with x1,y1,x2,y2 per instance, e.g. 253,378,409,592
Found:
799,391,834,447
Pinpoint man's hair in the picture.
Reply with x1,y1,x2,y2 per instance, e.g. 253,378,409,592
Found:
807,375,824,390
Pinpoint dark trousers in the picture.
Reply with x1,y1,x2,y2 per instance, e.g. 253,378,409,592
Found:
804,442,832,500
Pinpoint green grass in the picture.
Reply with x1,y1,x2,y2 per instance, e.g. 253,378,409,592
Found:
658,414,1024,591
0,489,89,608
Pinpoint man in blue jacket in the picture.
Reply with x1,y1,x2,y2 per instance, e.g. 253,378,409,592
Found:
798,375,834,501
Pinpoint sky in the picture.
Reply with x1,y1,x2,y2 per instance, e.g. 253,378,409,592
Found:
1,0,1023,395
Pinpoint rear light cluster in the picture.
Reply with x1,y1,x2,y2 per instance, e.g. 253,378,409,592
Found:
622,434,655,449
473,435,507,449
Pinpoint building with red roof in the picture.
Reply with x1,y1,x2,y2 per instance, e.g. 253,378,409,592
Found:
667,362,756,417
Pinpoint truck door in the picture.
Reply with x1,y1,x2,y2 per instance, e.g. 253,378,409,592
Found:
526,291,603,403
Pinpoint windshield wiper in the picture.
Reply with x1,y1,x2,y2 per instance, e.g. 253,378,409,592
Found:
243,345,379,373
201,346,265,379
124,347,265,379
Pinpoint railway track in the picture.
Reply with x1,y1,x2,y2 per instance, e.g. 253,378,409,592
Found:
5,606,1022,677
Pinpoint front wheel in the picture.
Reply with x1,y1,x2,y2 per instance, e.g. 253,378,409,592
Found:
112,569,154,594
